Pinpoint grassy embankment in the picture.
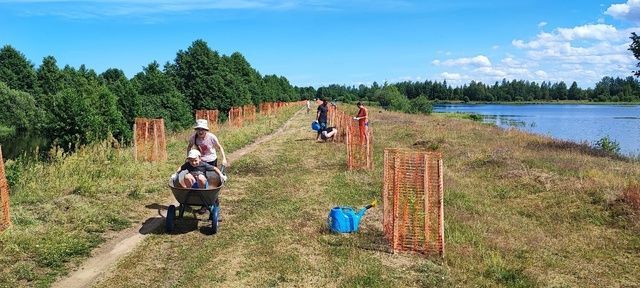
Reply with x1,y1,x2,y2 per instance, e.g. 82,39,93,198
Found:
89,106,639,287
0,106,300,287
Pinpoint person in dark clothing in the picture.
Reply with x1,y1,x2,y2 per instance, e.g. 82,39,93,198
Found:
176,150,226,188
316,99,329,141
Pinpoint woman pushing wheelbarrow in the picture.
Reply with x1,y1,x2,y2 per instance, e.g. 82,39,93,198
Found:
166,119,229,234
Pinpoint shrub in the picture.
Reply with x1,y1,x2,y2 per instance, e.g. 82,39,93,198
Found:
593,135,621,155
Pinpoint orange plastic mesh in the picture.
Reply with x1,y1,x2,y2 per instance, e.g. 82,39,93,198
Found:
346,120,373,170
0,146,11,232
260,102,273,116
195,110,219,131
382,149,444,257
133,118,167,162
228,107,244,127
242,105,256,123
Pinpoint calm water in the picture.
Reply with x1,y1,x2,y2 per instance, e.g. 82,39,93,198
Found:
434,104,640,156
0,131,49,160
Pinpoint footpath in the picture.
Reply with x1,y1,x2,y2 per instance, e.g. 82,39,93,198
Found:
52,108,304,288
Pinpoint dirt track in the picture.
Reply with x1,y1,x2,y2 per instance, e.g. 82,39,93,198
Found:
52,109,302,288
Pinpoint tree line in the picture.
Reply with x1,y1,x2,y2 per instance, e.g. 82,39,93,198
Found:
0,40,307,150
313,77,640,107
2,38,639,152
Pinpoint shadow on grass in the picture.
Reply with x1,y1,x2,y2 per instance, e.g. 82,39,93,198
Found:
322,227,392,254
139,204,218,236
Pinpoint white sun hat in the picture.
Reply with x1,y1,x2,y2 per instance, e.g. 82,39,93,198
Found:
187,149,201,159
194,119,209,130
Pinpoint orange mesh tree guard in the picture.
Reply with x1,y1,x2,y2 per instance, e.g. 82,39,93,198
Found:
382,149,444,257
195,110,219,131
228,107,244,127
259,102,272,116
133,118,167,162
242,105,256,123
346,120,373,170
0,146,11,232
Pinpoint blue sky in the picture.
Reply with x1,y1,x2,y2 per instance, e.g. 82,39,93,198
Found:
1,0,640,88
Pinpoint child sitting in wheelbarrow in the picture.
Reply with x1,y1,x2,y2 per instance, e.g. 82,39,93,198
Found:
175,149,227,189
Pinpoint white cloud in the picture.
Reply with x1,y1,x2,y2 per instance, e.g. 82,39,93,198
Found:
538,21,547,28
606,0,640,23
556,24,619,41
440,72,462,80
433,55,492,67
534,70,547,78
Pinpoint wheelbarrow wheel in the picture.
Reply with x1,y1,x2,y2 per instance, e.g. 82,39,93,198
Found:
166,205,176,232
210,205,219,234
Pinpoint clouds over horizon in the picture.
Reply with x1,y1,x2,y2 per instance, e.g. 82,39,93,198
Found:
606,0,640,23
432,4,640,87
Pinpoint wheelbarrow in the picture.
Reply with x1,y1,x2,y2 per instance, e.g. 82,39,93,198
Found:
166,167,225,234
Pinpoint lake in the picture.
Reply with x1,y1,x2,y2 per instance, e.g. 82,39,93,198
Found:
0,131,49,160
433,104,640,157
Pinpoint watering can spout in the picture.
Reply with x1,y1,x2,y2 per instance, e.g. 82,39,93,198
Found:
357,199,378,217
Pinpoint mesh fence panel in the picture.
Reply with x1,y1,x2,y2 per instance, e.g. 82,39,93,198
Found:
346,120,373,170
0,146,11,232
383,149,444,257
195,110,219,131
133,118,167,162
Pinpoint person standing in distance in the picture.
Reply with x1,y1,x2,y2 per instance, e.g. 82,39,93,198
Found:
187,119,228,168
316,99,329,142
353,102,369,145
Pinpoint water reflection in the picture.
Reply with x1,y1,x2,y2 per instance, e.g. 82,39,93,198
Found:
434,104,640,156
0,131,49,160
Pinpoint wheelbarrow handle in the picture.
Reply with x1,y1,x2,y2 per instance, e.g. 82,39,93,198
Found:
220,165,226,175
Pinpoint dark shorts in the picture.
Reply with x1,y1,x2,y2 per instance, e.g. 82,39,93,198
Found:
206,159,218,167
317,121,327,134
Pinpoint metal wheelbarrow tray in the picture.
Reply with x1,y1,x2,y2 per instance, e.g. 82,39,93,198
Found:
166,170,225,234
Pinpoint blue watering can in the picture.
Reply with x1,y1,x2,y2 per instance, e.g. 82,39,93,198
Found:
311,121,321,131
327,200,377,233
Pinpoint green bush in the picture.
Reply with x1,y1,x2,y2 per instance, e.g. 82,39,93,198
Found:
594,135,621,155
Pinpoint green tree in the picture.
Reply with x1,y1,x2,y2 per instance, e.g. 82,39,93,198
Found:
227,52,262,105
0,45,37,92
410,94,433,114
568,81,581,100
133,62,192,131
0,82,42,131
36,56,63,96
170,39,224,110
629,32,640,77
101,68,138,127
376,85,411,112
46,66,129,148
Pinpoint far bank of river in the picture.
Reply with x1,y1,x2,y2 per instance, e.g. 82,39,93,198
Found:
434,103,640,157
0,131,49,160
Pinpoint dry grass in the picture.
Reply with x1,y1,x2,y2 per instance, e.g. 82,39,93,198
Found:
5,104,640,287
92,108,640,287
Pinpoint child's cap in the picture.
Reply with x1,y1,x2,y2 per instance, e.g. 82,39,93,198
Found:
187,149,201,159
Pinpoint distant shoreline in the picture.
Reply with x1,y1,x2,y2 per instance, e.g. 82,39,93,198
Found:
434,100,640,105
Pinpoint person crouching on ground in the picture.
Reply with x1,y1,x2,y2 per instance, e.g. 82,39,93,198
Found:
318,126,337,142
176,149,226,188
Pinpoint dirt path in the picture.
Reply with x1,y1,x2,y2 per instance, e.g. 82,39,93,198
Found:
52,109,303,288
